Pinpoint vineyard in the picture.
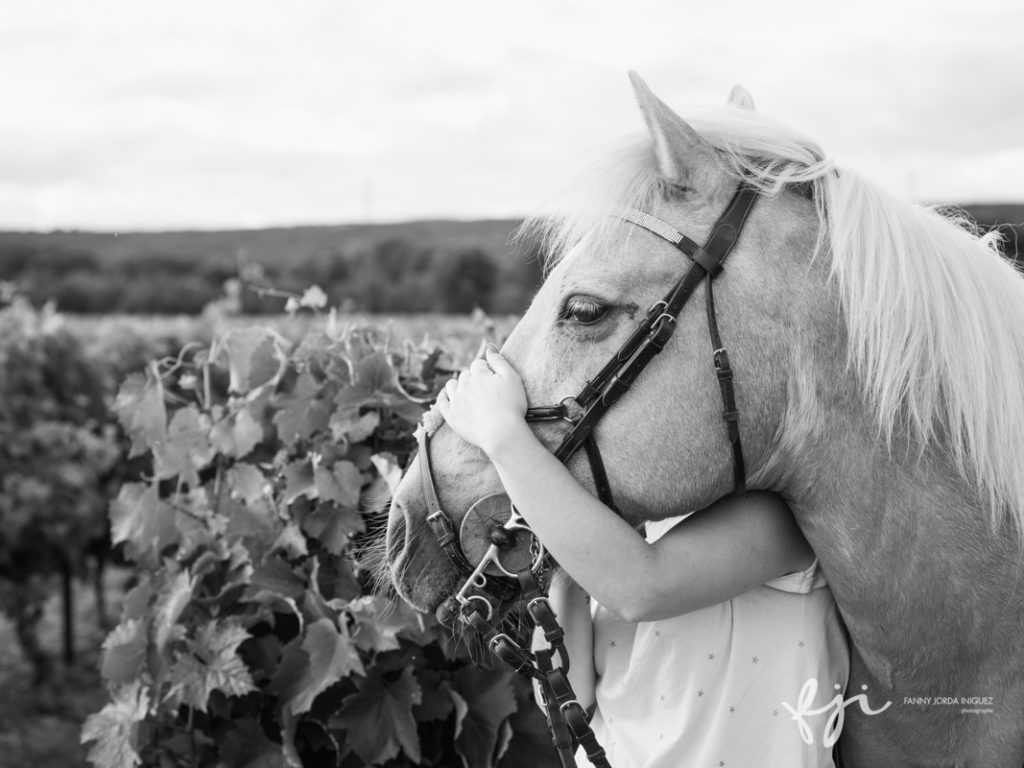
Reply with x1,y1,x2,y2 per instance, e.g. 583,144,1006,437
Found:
0,293,550,768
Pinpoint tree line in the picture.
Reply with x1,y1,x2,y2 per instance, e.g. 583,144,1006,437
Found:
0,236,545,316
1,203,1020,317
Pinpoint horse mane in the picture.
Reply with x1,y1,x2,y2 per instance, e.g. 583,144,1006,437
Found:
520,103,1024,533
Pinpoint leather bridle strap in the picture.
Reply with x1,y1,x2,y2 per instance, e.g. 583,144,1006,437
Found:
419,426,475,574
619,185,759,494
526,183,759,498
418,426,521,601
706,276,746,493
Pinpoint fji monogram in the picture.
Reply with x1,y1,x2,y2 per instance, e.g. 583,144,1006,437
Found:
781,679,892,747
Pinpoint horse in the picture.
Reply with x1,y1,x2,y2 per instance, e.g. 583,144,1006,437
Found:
383,72,1024,767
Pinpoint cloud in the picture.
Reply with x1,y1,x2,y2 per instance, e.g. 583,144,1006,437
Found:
1,0,1022,229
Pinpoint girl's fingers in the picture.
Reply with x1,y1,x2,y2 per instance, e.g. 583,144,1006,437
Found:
485,347,517,378
469,358,491,374
436,389,449,417
444,378,458,398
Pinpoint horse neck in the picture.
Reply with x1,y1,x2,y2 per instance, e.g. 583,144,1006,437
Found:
771,370,1024,686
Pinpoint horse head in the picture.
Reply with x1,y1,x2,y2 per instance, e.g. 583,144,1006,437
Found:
384,72,830,620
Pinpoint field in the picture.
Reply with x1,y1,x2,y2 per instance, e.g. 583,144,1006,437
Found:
0,309,522,768
65,310,521,354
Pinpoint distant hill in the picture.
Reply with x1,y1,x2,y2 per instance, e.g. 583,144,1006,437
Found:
1,202,1020,267
0,205,1020,315
0,218,528,267
0,219,541,315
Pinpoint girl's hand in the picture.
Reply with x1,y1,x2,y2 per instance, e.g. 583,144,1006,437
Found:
435,346,532,458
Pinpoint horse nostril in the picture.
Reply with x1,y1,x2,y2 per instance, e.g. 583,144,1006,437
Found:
488,525,517,549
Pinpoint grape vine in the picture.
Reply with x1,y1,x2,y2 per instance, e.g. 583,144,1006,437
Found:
84,306,557,768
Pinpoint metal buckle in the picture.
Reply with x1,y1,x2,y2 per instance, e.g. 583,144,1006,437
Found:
526,595,551,614
558,396,585,425
646,299,668,318
652,312,676,331
558,698,587,716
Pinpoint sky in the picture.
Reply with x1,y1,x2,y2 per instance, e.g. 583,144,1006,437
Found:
2,0,1023,231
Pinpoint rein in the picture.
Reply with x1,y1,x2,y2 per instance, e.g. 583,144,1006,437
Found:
418,182,761,767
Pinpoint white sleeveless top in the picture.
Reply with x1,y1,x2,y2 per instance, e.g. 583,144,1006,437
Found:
577,517,850,768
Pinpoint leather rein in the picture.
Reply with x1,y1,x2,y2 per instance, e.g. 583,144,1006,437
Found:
415,182,761,767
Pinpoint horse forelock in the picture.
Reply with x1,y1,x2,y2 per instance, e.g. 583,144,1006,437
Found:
517,99,1024,540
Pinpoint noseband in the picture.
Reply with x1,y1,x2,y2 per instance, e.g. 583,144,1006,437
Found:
413,182,761,767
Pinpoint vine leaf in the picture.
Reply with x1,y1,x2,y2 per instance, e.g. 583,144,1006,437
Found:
109,483,180,569
328,408,379,444
219,718,287,768
100,618,149,685
349,595,411,653
152,569,195,652
283,459,316,504
227,463,266,504
331,666,422,765
271,521,308,559
166,620,257,712
153,405,213,483
210,408,264,459
333,351,427,425
369,453,403,496
246,556,307,601
278,618,365,716
215,326,287,394
413,669,455,724
273,372,329,446
451,668,519,768
81,680,150,768
333,352,397,411
314,460,362,508
113,370,166,458
497,677,564,768
225,497,280,561
300,502,364,556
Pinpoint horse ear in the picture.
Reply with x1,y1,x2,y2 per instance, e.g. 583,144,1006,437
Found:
727,85,755,111
627,71,719,191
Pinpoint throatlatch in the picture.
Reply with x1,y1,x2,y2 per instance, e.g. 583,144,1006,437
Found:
421,183,761,768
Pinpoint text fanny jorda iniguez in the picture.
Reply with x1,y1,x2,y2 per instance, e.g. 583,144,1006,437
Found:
781,679,998,747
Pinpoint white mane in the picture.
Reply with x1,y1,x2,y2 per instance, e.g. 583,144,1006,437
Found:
521,103,1024,531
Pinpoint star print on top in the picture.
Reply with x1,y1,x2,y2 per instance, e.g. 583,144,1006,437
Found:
576,515,850,768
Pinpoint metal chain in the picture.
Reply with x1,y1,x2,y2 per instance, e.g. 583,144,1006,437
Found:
456,567,611,768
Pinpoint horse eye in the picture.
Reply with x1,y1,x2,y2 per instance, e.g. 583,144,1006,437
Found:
560,297,609,325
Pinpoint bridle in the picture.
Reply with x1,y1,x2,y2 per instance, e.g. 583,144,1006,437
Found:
414,182,761,767
522,182,759,506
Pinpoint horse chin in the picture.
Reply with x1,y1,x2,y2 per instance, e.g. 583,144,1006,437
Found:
435,595,462,628
435,593,521,669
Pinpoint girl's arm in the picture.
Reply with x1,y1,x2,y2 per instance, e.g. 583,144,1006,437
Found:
531,570,595,711
437,348,814,623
